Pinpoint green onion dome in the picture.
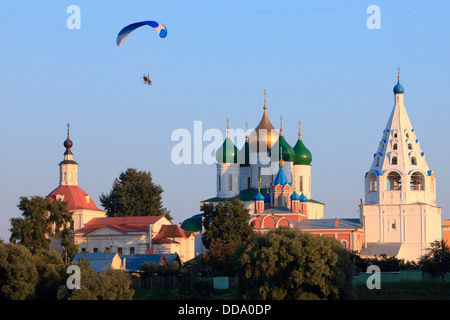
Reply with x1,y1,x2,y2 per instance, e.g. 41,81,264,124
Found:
269,135,294,162
216,137,240,164
180,214,202,232
293,138,312,165
239,138,250,166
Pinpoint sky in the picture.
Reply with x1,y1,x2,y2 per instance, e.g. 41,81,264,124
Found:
1,1,450,241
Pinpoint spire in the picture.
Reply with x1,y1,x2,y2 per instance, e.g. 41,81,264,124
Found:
279,146,285,167
245,122,248,142
298,120,302,140
226,117,230,138
263,88,267,110
280,115,283,136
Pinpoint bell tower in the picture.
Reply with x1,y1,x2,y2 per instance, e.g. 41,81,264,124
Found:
360,69,441,262
59,123,78,186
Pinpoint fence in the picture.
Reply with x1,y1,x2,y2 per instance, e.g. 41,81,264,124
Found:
353,270,450,285
130,275,236,290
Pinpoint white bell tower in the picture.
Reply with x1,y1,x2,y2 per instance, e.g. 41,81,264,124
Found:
360,69,441,262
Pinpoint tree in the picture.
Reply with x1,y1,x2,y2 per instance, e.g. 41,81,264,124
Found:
201,199,254,250
100,168,172,221
233,228,355,300
9,196,75,254
57,267,134,300
419,240,450,282
0,242,39,300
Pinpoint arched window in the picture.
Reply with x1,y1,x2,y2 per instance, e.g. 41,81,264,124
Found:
392,156,398,165
218,175,222,191
368,172,378,192
408,143,412,150
393,132,398,138
388,219,397,231
411,157,417,165
228,174,232,191
393,143,398,150
387,172,402,190
410,172,425,191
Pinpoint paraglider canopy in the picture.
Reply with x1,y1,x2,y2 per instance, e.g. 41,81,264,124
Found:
116,21,167,46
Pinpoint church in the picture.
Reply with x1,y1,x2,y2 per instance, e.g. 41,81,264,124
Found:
194,71,443,262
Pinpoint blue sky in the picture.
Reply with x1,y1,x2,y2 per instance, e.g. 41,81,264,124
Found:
1,1,450,241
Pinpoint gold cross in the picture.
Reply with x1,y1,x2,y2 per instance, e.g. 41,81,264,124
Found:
264,89,267,110
298,120,302,139
398,66,400,79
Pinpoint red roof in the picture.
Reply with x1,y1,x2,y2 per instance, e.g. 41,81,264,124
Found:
74,216,165,235
47,185,104,212
157,225,194,238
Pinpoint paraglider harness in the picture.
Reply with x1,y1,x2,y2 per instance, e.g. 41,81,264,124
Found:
143,74,152,85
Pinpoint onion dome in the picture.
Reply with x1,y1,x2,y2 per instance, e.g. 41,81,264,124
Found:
269,115,294,162
180,214,202,232
270,135,294,162
63,123,73,155
254,191,265,201
216,118,240,164
248,89,279,153
393,80,404,94
216,137,240,164
299,193,308,202
264,192,271,203
240,125,250,166
290,191,301,201
293,121,312,165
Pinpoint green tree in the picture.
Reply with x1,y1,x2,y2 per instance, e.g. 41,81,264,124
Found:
201,199,254,250
233,228,355,300
419,240,450,282
100,168,172,221
9,196,75,255
33,249,68,300
58,267,134,300
0,242,39,300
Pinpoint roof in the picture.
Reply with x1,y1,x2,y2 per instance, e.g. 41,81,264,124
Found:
157,224,194,238
72,252,120,272
122,254,168,271
47,185,104,212
74,216,166,235
359,242,403,257
202,188,324,205
273,166,290,186
201,187,268,203
296,218,362,230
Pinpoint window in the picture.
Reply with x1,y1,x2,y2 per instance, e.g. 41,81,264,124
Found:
247,177,251,189
130,247,135,255
218,175,221,191
410,172,425,190
393,143,398,150
229,174,232,191
299,176,303,192
411,157,417,165
392,156,398,165
93,248,98,253
368,172,378,192
376,157,380,166
406,133,409,138
387,172,402,190
408,143,412,150
117,247,122,255
394,133,398,138
81,248,86,253
389,219,397,230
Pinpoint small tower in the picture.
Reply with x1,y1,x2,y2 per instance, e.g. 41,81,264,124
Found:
290,191,301,213
216,118,240,198
269,115,294,184
299,193,308,214
293,120,312,199
59,123,79,186
254,176,264,213
271,147,292,208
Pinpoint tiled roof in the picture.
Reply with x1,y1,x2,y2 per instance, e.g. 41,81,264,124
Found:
157,225,194,238
297,218,362,230
74,216,165,235
47,185,104,212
